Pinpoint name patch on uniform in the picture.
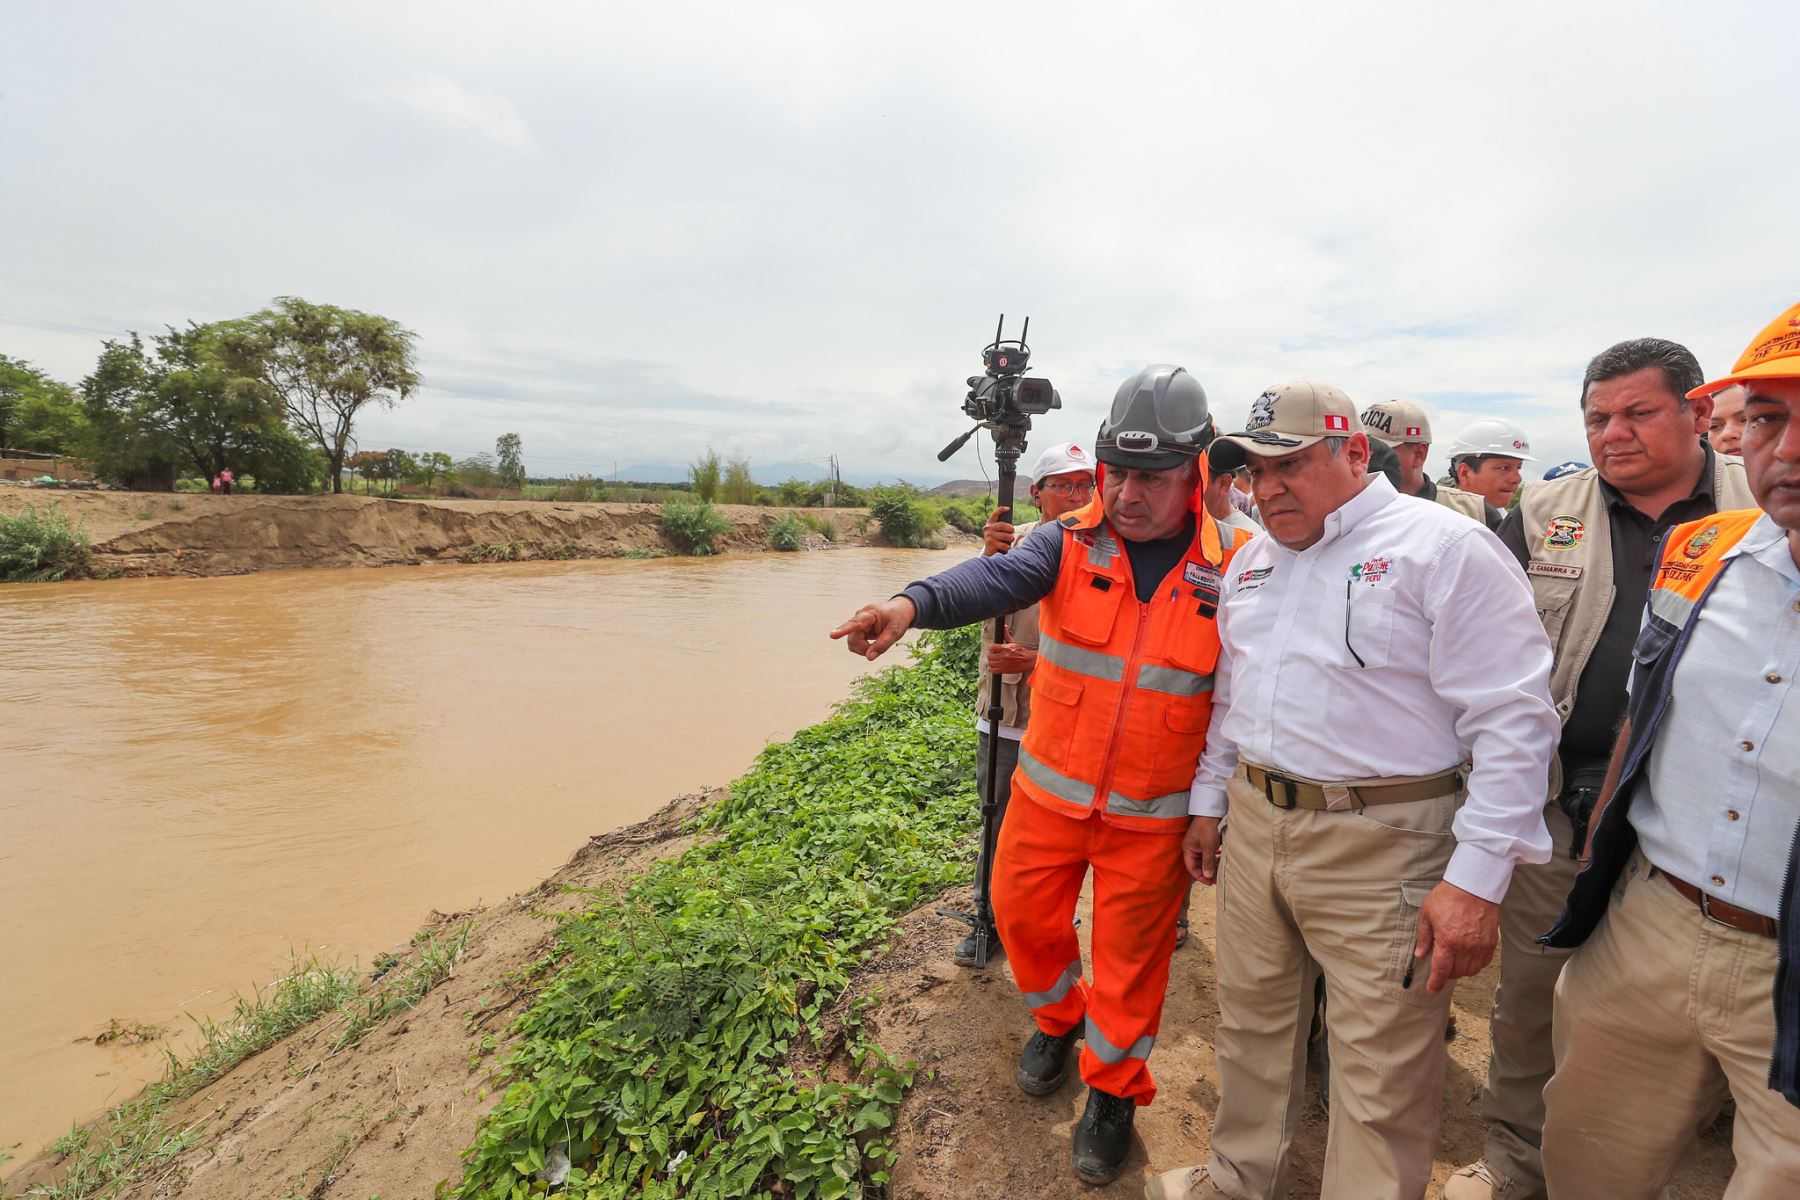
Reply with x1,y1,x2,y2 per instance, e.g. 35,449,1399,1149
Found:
1183,562,1222,588
1542,515,1585,551
1527,561,1584,581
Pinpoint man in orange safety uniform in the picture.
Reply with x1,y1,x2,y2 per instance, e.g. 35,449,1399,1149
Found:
831,365,1254,1186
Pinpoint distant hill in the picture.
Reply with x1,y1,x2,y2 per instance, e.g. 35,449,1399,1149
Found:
928,479,996,498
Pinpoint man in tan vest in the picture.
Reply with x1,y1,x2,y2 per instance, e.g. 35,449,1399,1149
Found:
956,440,1095,966
1359,398,1486,521
1446,337,1755,1200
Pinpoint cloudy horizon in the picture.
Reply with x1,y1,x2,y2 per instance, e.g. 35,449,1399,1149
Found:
3,0,1794,485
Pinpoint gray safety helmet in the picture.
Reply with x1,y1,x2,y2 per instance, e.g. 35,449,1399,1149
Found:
1094,365,1215,471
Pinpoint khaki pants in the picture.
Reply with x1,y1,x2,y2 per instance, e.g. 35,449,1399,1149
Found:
1543,857,1800,1199
1205,769,1458,1200
1478,799,1579,1194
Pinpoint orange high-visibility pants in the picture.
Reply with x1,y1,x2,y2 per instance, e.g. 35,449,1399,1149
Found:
990,792,1189,1104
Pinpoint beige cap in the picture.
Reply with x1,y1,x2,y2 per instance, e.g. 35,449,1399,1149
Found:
1359,399,1431,446
1208,381,1359,471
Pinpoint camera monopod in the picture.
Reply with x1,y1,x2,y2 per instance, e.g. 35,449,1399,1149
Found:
933,316,1056,970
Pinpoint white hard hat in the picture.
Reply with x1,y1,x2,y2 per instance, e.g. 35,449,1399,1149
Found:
1447,417,1536,462
1029,441,1095,484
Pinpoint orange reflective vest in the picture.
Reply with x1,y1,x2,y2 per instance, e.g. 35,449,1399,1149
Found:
1643,508,1767,629
1014,499,1253,832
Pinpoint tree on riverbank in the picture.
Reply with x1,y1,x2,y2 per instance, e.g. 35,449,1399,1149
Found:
79,327,322,492
230,298,420,494
496,432,525,491
0,353,87,454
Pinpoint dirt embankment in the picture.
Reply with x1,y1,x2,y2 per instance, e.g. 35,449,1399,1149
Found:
0,488,899,579
7,801,1735,1199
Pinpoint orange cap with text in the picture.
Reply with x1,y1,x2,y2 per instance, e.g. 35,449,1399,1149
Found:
1689,300,1800,398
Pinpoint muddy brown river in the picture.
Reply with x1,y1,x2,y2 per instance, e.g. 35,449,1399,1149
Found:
0,547,963,1158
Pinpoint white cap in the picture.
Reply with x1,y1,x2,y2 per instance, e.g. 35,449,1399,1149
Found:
1447,417,1537,462
1029,441,1095,485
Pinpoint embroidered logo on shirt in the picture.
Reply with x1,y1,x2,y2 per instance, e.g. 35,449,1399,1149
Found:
1348,557,1392,584
1237,565,1273,585
1542,515,1585,551
1682,525,1720,560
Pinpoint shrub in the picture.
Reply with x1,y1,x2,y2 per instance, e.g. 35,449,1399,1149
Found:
661,498,731,556
0,503,92,582
939,499,982,534
768,513,806,551
869,486,938,548
690,448,722,503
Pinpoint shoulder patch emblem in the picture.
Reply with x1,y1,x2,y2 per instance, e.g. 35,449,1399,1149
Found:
1682,525,1720,560
1542,515,1585,551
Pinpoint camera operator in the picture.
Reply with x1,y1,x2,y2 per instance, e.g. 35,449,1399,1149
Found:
832,366,1255,1186
955,441,1096,968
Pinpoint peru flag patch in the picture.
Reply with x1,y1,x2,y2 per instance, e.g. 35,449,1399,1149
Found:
1324,414,1350,431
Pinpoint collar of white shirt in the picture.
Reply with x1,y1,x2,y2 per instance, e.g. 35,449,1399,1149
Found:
1299,473,1397,555
1726,512,1800,586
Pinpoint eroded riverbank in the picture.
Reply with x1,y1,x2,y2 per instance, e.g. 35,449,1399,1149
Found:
0,488,903,579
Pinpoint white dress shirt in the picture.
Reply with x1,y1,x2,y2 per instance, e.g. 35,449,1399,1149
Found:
1190,475,1559,902
1628,513,1800,918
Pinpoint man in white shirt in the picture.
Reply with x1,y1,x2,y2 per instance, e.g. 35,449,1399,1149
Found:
1146,382,1559,1200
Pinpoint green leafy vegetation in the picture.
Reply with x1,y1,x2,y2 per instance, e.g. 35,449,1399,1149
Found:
868,486,941,548
0,503,92,582
0,354,87,455
660,498,731,556
689,448,723,504
767,514,806,551
457,627,980,1199
464,542,527,563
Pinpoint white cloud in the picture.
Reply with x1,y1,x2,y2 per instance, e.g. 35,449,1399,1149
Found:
373,73,536,154
0,0,1794,484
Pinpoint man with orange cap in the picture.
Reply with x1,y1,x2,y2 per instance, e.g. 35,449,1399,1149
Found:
1449,337,1754,1200
832,365,1252,1186
1538,300,1800,1195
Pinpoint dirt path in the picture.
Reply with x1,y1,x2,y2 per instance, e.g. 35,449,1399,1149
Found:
0,488,895,578
864,881,1735,1199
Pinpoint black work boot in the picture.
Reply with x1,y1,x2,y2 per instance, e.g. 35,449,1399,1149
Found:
952,923,1003,968
1015,1026,1079,1096
1070,1086,1135,1185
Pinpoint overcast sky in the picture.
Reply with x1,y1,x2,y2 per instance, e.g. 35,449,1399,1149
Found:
3,1,1795,484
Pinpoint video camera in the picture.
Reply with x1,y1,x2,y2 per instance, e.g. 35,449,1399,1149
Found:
939,315,1060,463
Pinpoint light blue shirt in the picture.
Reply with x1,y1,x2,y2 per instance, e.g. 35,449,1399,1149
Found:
1628,514,1800,918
